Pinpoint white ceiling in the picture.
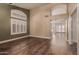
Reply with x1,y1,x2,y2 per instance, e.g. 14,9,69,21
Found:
10,3,48,9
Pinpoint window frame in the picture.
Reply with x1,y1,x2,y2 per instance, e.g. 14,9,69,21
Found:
11,9,27,35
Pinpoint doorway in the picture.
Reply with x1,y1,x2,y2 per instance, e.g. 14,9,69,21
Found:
51,19,67,41
50,18,73,54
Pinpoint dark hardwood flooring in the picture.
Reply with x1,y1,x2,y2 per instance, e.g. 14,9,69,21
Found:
0,37,77,55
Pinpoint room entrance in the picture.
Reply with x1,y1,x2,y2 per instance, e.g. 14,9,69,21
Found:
51,19,67,41
50,19,71,54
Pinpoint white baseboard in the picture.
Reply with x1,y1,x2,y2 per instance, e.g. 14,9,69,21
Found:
0,35,51,44
29,35,51,39
0,35,29,44
66,40,73,45
66,39,77,45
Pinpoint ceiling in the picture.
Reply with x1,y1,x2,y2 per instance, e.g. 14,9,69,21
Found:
10,3,48,9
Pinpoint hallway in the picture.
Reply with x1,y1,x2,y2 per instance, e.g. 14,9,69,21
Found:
51,33,73,55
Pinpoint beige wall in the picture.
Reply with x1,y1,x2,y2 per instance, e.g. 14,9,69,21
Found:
30,3,67,38
30,4,51,38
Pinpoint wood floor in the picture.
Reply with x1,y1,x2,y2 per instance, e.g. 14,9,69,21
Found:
0,37,77,55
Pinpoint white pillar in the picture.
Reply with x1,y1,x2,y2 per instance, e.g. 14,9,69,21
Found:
77,4,79,55
68,15,73,45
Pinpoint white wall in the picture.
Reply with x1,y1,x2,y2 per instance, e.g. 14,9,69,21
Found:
68,3,77,44
77,3,79,55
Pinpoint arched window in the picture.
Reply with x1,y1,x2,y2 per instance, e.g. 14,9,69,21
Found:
11,9,27,35
51,4,67,16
